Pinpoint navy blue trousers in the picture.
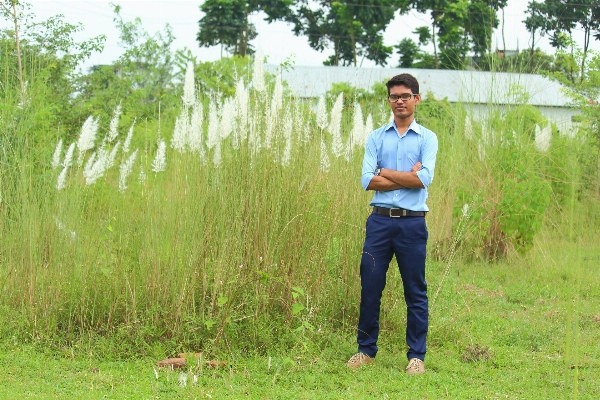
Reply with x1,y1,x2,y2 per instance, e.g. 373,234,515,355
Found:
357,213,429,361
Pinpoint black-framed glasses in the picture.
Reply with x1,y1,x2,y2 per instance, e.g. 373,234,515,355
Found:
388,93,417,102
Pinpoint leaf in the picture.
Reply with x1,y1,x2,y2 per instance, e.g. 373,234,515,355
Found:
107,224,113,232
292,286,304,296
292,303,305,315
282,357,295,366
217,296,228,307
204,320,215,330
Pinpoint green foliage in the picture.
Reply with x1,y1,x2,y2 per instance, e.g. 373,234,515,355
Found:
476,49,555,74
197,0,293,57
292,0,402,66
193,56,254,97
395,37,421,68
416,93,460,136
451,110,554,260
499,176,551,253
75,4,178,123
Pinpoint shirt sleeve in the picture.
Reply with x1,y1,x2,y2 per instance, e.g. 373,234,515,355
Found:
361,133,378,190
415,131,438,188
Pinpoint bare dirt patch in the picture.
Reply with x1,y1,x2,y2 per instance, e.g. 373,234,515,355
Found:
462,344,492,363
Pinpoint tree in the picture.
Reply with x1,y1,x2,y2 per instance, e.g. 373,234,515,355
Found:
523,1,547,58
524,0,600,82
411,0,498,69
197,0,293,57
0,0,26,99
291,0,406,67
396,38,420,68
466,0,500,59
76,4,178,120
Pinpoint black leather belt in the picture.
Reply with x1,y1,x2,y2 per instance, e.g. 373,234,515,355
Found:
373,206,427,217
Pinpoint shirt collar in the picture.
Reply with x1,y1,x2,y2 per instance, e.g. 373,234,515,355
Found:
384,119,422,135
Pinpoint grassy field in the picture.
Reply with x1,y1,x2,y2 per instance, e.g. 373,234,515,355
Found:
1,60,599,398
1,228,599,399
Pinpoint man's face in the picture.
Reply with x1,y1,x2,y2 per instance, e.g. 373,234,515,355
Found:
388,84,420,121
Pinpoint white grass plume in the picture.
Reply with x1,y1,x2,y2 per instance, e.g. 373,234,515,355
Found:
123,120,135,153
328,93,344,158
189,101,204,155
77,116,99,165
63,142,75,168
106,141,121,170
182,61,196,108
53,216,76,240
83,152,97,178
316,95,328,130
138,165,147,185
207,100,219,149
364,113,373,145
51,139,63,169
252,52,265,93
119,149,138,193
213,141,222,167
535,124,551,152
236,79,249,134
152,140,167,172
172,113,188,153
56,166,69,191
264,99,274,149
220,97,235,140
85,147,108,185
106,103,122,143
347,102,364,160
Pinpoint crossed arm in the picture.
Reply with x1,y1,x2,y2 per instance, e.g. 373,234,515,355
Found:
366,162,424,191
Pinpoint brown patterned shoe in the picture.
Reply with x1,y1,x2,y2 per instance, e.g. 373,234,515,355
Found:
405,358,425,375
346,352,373,369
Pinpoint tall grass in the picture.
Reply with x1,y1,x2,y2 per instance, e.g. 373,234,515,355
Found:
0,59,598,371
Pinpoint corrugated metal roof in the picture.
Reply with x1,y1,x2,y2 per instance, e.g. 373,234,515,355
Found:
266,65,573,107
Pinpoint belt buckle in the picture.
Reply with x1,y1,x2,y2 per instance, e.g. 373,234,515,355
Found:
389,208,407,217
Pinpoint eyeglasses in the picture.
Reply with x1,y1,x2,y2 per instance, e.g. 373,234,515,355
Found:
388,93,417,102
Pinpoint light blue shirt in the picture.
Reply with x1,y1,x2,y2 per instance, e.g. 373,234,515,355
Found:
361,119,438,212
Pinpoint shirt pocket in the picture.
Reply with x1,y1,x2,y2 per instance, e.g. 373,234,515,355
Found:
405,151,421,167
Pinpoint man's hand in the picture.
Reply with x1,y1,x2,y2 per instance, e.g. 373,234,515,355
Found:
411,162,422,173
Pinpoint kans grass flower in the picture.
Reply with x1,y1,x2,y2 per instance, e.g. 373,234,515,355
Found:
328,93,344,158
535,124,551,152
51,138,63,169
252,51,265,93
171,113,188,153
119,149,138,193
152,140,167,172
123,120,135,153
207,100,219,149
105,103,122,144
189,101,204,156
77,115,99,165
182,61,196,108
106,141,121,170
316,95,328,130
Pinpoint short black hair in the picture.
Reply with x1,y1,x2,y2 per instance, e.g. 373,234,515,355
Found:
386,74,419,95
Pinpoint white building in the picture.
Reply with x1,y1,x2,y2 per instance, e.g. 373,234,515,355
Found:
267,65,579,133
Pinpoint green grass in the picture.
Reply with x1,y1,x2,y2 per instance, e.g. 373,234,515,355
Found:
2,61,600,398
1,233,598,399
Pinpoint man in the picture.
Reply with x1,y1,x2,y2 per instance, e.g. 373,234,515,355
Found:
346,74,438,375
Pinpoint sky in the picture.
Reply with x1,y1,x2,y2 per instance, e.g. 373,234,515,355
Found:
4,0,600,72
